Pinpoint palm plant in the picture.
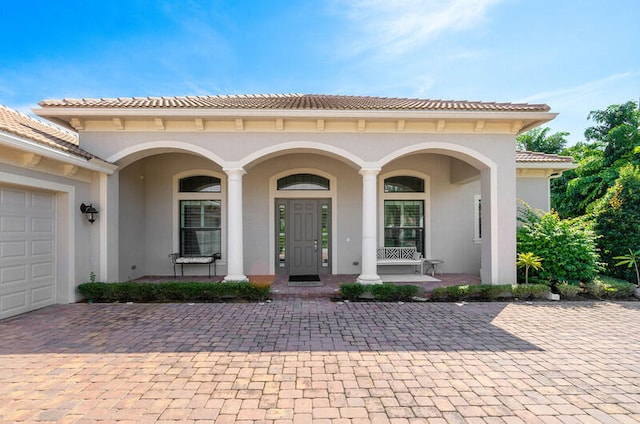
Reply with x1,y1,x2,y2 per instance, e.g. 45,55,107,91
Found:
516,252,543,284
613,248,640,287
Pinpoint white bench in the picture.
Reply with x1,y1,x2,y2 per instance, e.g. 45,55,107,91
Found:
376,247,423,274
168,253,221,277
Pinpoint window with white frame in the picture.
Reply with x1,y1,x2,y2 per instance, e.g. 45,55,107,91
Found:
383,176,425,254
177,175,223,257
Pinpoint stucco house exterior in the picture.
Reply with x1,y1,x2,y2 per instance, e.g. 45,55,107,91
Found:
0,94,575,319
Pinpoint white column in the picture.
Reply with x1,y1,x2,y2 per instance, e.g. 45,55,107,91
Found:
99,171,119,281
223,167,248,282
357,168,382,284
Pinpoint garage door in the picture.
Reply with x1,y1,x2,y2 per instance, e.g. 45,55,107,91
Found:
0,185,56,319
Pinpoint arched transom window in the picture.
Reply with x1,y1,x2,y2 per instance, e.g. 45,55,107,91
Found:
277,173,330,191
179,175,221,193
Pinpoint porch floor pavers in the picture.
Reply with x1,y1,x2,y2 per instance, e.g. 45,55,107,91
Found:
2,299,640,423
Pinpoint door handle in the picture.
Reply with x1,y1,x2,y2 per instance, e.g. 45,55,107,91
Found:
314,240,318,252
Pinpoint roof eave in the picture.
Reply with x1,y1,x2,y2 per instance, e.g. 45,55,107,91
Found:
0,129,117,174
516,162,578,170
33,106,556,121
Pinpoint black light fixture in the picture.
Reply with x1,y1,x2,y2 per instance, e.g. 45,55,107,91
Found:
80,203,98,224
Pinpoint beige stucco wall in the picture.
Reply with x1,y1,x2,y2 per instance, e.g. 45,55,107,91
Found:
516,177,550,212
79,131,508,169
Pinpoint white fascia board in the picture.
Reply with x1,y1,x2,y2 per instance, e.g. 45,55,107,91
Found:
516,162,578,170
34,107,557,123
0,130,117,174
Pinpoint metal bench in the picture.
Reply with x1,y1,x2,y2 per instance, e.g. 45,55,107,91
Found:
168,253,221,278
376,247,423,274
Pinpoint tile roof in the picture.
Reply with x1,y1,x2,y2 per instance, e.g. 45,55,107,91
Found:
516,150,574,163
0,104,96,160
39,93,551,112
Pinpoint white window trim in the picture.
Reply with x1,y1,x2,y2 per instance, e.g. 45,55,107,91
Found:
378,170,431,259
473,194,482,243
172,169,226,259
268,168,337,275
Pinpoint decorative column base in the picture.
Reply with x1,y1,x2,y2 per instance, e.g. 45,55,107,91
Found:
356,274,383,285
223,275,249,283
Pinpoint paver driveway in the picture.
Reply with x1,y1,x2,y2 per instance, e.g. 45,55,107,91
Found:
1,300,640,423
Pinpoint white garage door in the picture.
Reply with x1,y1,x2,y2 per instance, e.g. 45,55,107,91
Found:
0,185,56,319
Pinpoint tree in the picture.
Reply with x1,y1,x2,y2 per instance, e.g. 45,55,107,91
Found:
614,249,640,287
516,127,569,154
551,101,640,218
551,142,605,217
593,164,640,283
516,252,543,284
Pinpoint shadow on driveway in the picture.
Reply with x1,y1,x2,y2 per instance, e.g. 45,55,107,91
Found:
0,300,543,354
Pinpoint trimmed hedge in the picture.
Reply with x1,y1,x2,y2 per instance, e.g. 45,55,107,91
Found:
77,281,271,303
430,283,549,302
339,283,421,302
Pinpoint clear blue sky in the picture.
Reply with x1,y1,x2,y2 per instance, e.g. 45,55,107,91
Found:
1,0,638,144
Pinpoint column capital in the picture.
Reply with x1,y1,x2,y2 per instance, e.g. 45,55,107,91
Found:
359,167,381,177
223,167,247,177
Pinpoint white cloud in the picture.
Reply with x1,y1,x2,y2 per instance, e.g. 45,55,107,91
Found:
516,72,640,143
333,0,503,57
516,72,634,104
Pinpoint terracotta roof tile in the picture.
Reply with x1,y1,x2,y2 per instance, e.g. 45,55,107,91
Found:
39,93,551,112
516,150,574,163
0,104,96,160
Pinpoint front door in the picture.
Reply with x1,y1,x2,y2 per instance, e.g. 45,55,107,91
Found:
276,198,331,275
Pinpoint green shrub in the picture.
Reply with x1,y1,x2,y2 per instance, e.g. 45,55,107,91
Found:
586,276,636,299
430,284,513,302
77,281,270,303
430,286,450,301
556,282,581,300
517,205,600,283
474,284,512,301
370,284,398,301
593,165,640,284
511,283,550,300
77,282,107,302
448,284,472,300
339,283,421,302
394,285,421,301
528,277,552,286
339,283,367,301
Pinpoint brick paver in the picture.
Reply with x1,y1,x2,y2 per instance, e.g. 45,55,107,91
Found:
1,300,640,423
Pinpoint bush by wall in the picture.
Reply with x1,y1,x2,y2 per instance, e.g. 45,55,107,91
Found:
556,282,581,299
339,283,421,302
517,205,600,283
585,276,636,299
430,283,549,302
77,281,271,303
510,283,551,300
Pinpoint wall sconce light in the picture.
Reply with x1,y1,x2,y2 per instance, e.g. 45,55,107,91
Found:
80,203,98,224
